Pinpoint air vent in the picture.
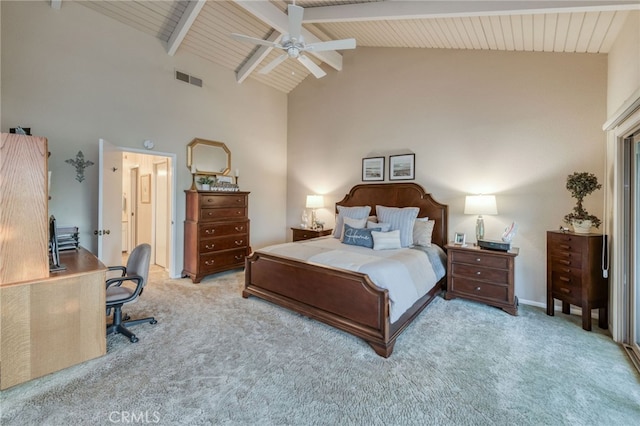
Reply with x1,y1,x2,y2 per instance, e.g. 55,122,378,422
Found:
175,70,203,88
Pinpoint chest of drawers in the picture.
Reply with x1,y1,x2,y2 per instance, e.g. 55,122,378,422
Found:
546,231,608,331
445,244,519,315
183,190,251,283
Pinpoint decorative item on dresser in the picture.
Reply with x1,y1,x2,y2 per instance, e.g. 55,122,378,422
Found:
183,190,251,283
291,227,333,242
546,230,608,331
445,244,519,315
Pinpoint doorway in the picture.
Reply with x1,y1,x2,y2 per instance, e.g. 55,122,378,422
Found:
121,151,174,276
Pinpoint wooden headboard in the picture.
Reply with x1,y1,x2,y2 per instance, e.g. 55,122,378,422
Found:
335,183,448,248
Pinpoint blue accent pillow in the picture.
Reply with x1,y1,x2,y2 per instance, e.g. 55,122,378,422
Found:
342,224,381,249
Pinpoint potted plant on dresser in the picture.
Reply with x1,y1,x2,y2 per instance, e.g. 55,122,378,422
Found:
197,176,214,191
563,171,602,233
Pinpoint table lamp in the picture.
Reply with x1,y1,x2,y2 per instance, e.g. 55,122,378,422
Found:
306,195,324,230
464,195,498,241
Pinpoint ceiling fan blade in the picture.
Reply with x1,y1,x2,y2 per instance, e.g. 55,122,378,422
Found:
304,38,357,53
287,4,304,41
231,33,281,49
298,55,326,79
259,54,289,75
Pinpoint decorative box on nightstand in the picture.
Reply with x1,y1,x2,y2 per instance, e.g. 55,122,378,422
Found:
445,244,519,315
291,227,333,242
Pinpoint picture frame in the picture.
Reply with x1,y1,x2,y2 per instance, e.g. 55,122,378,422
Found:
453,232,466,246
389,153,415,180
362,157,385,181
140,174,151,204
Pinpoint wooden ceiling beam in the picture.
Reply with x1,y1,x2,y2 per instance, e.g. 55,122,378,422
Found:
236,31,282,84
303,1,640,23
167,0,206,56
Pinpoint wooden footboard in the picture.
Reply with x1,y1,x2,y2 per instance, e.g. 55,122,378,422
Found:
243,250,444,357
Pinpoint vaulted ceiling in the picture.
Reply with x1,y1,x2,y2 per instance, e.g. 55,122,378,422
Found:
71,1,639,93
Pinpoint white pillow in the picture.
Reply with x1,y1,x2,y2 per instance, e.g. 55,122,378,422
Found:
413,219,435,247
372,230,402,250
375,206,419,248
341,216,368,241
367,221,391,232
333,205,371,239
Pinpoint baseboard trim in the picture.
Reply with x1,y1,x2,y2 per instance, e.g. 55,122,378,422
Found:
623,344,640,374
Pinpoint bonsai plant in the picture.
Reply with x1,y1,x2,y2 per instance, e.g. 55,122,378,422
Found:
197,175,215,190
563,171,602,233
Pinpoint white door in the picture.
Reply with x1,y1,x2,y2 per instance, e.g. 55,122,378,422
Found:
154,160,169,268
98,138,123,266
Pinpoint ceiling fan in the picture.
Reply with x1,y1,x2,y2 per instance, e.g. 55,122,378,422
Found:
231,3,356,78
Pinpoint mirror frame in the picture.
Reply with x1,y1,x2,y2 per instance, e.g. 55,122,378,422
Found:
186,138,231,176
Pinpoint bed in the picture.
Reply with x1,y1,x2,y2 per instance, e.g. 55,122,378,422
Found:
243,183,448,357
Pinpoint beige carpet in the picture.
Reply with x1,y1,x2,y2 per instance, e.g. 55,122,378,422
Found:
2,269,639,425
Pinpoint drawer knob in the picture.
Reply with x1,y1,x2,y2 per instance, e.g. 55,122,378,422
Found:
476,271,481,275
476,258,481,262
205,229,215,235
205,244,215,250
235,240,244,246
235,255,244,260
204,260,215,266
560,287,570,294
476,286,481,291
235,226,244,231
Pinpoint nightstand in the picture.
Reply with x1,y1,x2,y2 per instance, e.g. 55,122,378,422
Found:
291,227,333,242
445,244,519,315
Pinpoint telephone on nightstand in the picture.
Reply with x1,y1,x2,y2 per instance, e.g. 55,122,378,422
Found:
502,222,518,243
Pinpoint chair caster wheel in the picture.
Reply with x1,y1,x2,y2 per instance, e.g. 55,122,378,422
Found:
130,336,139,343
150,319,158,324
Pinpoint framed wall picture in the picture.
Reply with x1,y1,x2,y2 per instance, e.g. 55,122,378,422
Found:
389,153,415,180
362,157,385,181
140,174,151,203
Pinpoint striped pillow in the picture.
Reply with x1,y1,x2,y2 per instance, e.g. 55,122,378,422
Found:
376,206,420,248
333,205,371,239
372,230,402,250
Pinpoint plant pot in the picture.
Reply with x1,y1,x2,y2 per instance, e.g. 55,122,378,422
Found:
201,184,211,191
572,219,592,234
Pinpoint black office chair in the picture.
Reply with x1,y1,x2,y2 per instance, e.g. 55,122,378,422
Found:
106,243,157,343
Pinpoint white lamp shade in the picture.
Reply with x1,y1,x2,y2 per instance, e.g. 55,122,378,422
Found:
464,195,498,215
306,195,324,209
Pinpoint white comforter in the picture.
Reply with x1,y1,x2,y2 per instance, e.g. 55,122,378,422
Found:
257,237,446,323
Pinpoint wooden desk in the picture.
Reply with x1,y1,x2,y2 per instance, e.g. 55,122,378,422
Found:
0,248,107,390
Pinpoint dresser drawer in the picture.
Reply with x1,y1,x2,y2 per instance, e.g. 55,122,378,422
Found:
200,248,247,272
199,194,246,208
549,253,583,269
450,277,509,303
200,221,248,237
199,234,249,253
450,250,509,269
200,207,247,221
451,263,509,284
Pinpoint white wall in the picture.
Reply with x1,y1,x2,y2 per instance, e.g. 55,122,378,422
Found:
1,1,288,274
288,47,607,305
607,11,640,116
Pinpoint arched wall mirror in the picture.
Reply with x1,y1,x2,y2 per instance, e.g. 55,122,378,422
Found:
186,138,231,176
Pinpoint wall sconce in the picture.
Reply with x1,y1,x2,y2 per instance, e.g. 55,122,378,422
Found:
306,195,324,230
464,194,497,242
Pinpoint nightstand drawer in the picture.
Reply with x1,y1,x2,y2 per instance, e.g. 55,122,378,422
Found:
450,250,509,269
451,263,509,284
450,277,509,303
291,228,333,241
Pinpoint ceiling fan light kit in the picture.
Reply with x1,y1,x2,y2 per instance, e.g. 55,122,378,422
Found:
231,4,356,79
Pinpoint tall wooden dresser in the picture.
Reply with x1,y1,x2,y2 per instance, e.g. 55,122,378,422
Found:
546,231,608,331
183,190,251,283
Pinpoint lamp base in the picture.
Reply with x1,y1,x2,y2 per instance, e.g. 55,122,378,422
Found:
476,215,485,242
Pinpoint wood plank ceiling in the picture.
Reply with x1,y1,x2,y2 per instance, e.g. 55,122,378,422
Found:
76,0,638,94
